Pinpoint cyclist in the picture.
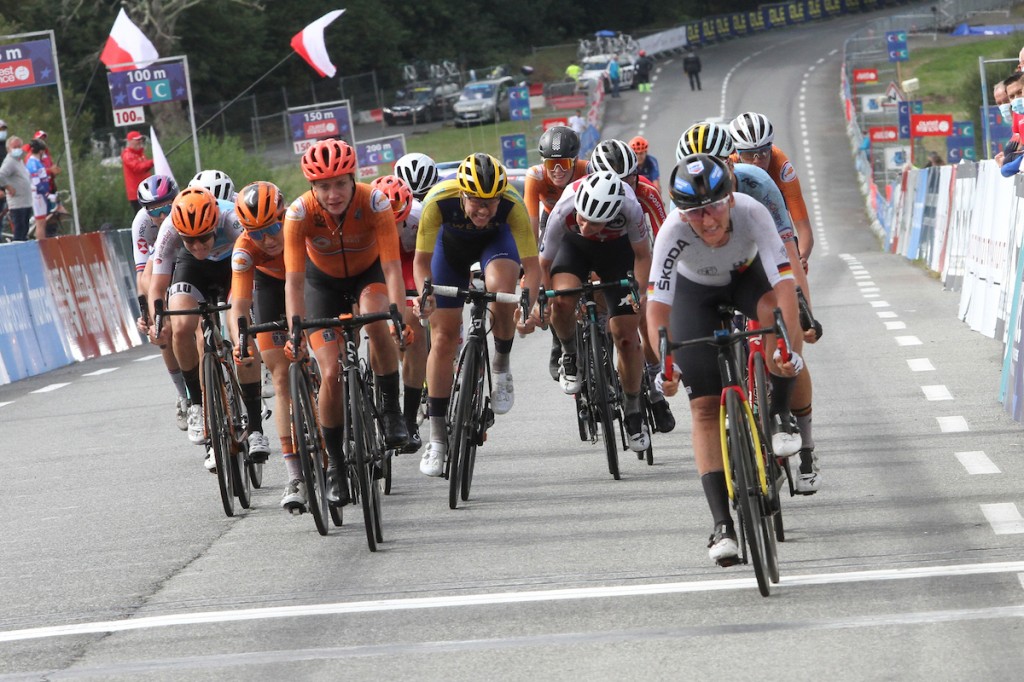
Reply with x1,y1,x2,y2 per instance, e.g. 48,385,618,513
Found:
589,139,675,433
532,170,653,452
188,169,236,202
147,187,271,470
131,174,188,431
629,136,660,193
228,181,301,511
394,152,440,202
283,138,409,506
371,173,427,454
414,153,540,477
524,125,590,381
646,154,804,565
728,112,821,492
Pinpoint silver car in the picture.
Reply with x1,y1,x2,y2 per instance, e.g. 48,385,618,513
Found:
453,76,516,127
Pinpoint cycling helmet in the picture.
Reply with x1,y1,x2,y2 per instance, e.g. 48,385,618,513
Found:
728,112,774,150
574,171,625,223
456,153,507,199
669,154,733,210
188,169,234,201
137,174,179,208
301,139,357,181
677,122,736,162
394,152,439,199
171,186,219,237
234,181,285,230
370,175,413,223
538,125,580,159
589,139,638,179
628,136,649,154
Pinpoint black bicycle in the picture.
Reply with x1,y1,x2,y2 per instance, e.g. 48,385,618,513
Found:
539,275,649,480
290,304,405,551
421,280,525,509
154,299,252,517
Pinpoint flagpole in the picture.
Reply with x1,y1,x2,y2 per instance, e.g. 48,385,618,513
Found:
163,51,296,157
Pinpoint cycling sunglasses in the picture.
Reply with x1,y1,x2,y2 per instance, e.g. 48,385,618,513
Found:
543,157,575,172
181,233,215,246
681,196,730,220
738,145,772,162
248,222,283,241
146,204,172,218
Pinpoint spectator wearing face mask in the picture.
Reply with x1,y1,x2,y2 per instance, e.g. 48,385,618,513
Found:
0,136,34,241
997,73,1024,171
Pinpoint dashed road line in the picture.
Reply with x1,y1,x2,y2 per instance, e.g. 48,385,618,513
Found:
907,358,934,371
980,503,1024,535
83,368,120,377
895,336,921,346
31,383,71,394
871,301,891,308
936,416,969,433
0,401,13,408
884,321,906,330
955,451,999,475
878,311,898,319
134,354,162,362
921,385,952,401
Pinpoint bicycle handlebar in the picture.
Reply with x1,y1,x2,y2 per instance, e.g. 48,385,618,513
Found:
795,286,823,340
289,304,406,352
239,318,287,360
537,272,639,320
138,295,150,326
429,283,520,305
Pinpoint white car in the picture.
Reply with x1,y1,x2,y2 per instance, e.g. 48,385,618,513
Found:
579,53,636,92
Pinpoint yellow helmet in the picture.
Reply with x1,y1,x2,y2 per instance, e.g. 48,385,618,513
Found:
456,153,507,199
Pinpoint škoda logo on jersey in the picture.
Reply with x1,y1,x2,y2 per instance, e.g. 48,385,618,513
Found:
657,238,689,290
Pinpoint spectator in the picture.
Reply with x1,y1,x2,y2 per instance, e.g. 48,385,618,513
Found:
924,151,946,167
607,54,621,98
629,135,661,192
635,50,654,93
565,62,582,84
0,136,33,241
995,79,1011,126
998,72,1024,169
121,130,154,214
32,130,60,191
26,139,50,241
683,46,702,91
568,108,586,136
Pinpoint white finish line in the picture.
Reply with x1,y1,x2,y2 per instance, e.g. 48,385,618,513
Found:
4,560,1024,644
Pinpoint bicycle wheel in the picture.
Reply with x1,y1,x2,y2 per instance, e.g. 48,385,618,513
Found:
751,352,784,542
203,353,235,517
639,373,655,465
727,390,770,597
289,363,329,536
588,325,619,480
460,353,487,502
224,365,251,510
448,341,477,509
360,377,385,543
350,376,379,551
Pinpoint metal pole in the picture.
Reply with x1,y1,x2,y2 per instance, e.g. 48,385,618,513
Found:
45,30,81,234
182,55,202,173
980,55,991,161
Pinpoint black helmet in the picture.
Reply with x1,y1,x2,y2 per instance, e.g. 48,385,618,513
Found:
538,125,580,160
669,154,733,210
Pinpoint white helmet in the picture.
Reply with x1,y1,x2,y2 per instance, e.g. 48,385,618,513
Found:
728,112,774,150
394,153,439,200
677,122,736,162
188,169,235,201
589,139,638,179
574,171,624,223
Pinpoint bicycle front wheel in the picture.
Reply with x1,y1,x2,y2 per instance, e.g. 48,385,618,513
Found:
225,364,251,510
448,341,478,509
350,375,379,551
727,390,770,597
589,326,619,480
752,352,784,542
203,353,235,517
461,350,487,502
289,363,329,536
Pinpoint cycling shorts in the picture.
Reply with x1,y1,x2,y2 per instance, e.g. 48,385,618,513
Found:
430,225,520,309
169,251,231,304
253,269,286,352
550,232,636,318
305,257,387,322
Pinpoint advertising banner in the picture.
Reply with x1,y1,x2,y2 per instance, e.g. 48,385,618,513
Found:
288,102,354,155
500,133,529,170
107,61,188,108
0,38,57,93
354,135,407,179
509,86,531,121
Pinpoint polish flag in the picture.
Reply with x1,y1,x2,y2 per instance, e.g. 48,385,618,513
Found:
149,127,176,186
290,9,345,78
99,8,160,72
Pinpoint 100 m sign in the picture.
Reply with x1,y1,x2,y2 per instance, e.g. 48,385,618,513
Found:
113,107,146,127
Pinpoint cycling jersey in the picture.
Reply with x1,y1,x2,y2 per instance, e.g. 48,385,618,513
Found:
229,231,286,301
634,176,667,238
540,177,647,261
399,200,423,293
523,159,591,219
731,146,809,224
649,192,792,300
733,163,795,242
415,179,537,258
131,209,163,272
283,183,401,279
151,199,241,276
638,155,660,183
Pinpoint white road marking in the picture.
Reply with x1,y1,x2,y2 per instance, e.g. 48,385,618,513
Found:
895,336,921,345
955,451,999,475
937,416,969,432
907,358,934,371
31,383,71,394
878,311,898,318
1018,574,1024,591
4,560,1024,644
921,385,952,401
871,301,891,308
134,354,162,362
856,281,875,286
0,401,13,408
83,368,120,377
885,321,907,330
863,294,879,299
980,504,1024,535
861,287,880,293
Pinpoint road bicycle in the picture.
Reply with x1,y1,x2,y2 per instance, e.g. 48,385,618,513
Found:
421,279,525,509
539,275,650,480
154,298,255,517
290,304,405,551
660,307,793,597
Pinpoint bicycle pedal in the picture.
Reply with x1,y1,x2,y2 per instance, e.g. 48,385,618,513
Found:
716,556,741,568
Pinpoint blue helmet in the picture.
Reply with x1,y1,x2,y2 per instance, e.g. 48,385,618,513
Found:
669,154,732,210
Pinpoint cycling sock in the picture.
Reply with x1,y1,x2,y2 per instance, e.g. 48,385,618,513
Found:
183,366,202,406
403,384,423,426
701,471,732,530
769,374,795,417
492,337,513,373
624,391,641,416
428,396,449,445
559,331,577,355
377,371,402,413
168,368,187,399
322,425,344,467
283,451,302,480
794,404,813,450
645,362,665,402
241,382,263,433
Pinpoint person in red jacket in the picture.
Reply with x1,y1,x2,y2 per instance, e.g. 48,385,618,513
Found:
122,131,154,213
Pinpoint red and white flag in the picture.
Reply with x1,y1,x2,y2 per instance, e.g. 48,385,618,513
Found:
149,127,176,186
99,8,160,72
290,9,345,78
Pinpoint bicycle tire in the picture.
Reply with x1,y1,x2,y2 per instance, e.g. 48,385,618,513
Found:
350,376,378,551
448,341,477,509
225,363,251,510
360,372,385,543
460,353,486,502
203,353,235,517
752,352,784,542
727,390,770,597
639,373,655,465
589,323,619,480
289,363,329,536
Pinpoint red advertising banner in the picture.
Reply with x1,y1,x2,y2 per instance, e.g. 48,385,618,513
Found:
910,114,953,137
542,117,568,131
868,126,899,143
853,68,879,84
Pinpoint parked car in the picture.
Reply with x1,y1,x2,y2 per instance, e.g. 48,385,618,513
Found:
383,81,460,126
579,53,636,92
452,76,516,127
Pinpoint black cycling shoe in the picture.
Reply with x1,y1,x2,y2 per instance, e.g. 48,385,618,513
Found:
326,466,351,506
382,409,409,448
548,337,562,381
651,399,676,433
400,423,423,454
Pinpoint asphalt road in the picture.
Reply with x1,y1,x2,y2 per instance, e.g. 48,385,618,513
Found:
2,11,1024,680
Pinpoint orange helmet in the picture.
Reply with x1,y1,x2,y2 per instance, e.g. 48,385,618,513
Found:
370,174,413,223
628,136,649,154
235,181,285,230
171,186,219,237
301,139,357,181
